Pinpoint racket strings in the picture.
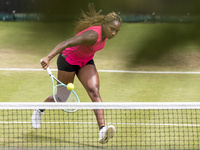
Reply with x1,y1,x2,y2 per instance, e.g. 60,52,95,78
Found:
54,85,71,102
53,83,79,112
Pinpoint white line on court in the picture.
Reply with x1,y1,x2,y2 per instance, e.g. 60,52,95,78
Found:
1,68,200,74
0,121,200,127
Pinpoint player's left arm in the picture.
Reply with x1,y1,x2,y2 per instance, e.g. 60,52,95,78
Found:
41,30,98,69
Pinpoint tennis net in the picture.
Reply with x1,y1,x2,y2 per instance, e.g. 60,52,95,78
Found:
0,102,200,150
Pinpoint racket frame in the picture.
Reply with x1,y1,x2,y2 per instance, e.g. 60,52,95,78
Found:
44,64,80,113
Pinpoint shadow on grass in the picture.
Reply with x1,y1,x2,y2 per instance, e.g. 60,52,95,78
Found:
20,130,108,149
131,23,200,65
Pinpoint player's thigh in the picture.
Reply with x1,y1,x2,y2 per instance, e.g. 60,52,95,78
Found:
57,70,76,85
77,65,100,90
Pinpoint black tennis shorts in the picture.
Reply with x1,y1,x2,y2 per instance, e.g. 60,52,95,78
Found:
57,53,95,73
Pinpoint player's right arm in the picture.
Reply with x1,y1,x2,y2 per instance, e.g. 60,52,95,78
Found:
41,30,98,69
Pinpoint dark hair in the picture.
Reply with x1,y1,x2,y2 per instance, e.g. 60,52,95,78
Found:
74,11,122,34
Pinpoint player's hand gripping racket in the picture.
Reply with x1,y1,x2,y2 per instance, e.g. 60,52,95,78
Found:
41,59,80,113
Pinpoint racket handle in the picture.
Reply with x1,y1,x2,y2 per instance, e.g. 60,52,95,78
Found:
46,67,52,75
40,59,52,75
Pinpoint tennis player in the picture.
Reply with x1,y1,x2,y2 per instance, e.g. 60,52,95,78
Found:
31,3,122,144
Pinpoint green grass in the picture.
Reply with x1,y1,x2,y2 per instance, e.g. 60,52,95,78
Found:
0,109,199,149
1,71,200,102
1,21,200,102
1,22,200,70
1,21,200,149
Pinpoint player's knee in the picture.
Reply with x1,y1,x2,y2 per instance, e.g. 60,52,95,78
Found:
88,86,100,98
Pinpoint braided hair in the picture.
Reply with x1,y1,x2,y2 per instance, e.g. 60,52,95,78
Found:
74,11,122,34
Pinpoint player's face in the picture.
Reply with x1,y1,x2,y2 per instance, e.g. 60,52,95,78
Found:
102,20,121,40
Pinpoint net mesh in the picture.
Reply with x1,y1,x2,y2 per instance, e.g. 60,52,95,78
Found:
0,102,200,150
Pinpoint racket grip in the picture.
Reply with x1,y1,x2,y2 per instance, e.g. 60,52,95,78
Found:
40,59,52,75
46,67,52,75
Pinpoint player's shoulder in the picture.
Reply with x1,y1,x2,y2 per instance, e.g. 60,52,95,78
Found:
81,30,98,42
79,26,101,38
86,30,98,38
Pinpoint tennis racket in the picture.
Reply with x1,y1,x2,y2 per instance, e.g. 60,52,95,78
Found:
41,59,80,113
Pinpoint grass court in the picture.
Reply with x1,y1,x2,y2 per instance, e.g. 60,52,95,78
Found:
0,21,200,149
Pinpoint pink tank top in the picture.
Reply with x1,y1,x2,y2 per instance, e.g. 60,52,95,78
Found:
62,26,107,67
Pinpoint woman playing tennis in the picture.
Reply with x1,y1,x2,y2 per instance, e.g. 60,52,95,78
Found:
31,3,122,144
